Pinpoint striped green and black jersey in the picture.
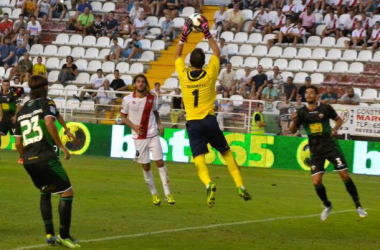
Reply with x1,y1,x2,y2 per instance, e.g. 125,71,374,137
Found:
14,98,60,164
296,103,339,155
0,91,20,115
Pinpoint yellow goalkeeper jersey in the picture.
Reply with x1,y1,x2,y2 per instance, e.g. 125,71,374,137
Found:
175,54,219,121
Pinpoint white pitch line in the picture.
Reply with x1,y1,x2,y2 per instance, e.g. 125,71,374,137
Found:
7,209,359,250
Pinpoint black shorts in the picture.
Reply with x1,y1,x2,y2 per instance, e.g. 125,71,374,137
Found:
310,148,348,176
0,114,15,136
24,158,72,194
282,36,293,43
349,40,365,46
186,115,230,158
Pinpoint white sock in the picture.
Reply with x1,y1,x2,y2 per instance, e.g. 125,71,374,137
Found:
142,170,157,195
158,166,171,196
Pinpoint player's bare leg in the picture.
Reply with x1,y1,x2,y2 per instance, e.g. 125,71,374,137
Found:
338,170,367,218
221,150,252,201
155,159,175,206
194,155,216,207
312,173,332,221
142,163,161,206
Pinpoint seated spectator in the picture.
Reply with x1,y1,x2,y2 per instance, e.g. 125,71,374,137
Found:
133,12,149,39
119,15,132,38
12,27,28,57
75,0,92,18
110,69,128,97
320,86,338,104
246,6,270,35
94,80,117,120
322,11,340,39
361,12,373,32
103,11,119,38
299,6,316,35
268,8,286,34
228,0,243,9
22,0,37,17
163,0,180,19
289,21,305,47
340,10,355,37
212,4,228,38
0,37,16,70
157,15,174,41
262,80,279,101
219,38,228,65
217,62,237,95
170,87,183,128
315,0,326,14
345,21,366,49
36,0,50,18
339,87,360,105
267,18,294,49
8,52,33,82
16,0,26,8
217,90,234,131
331,0,346,16
282,0,297,20
130,0,144,21
106,38,122,61
183,0,203,10
13,14,28,34
150,0,165,16
268,66,283,91
116,0,128,12
151,82,165,109
223,4,246,32
32,56,47,77
363,21,380,53
360,0,372,13
122,32,143,61
74,7,94,36
50,0,67,22
10,77,25,98
0,13,13,36
58,56,78,86
297,76,311,103
247,65,267,98
243,0,261,10
93,15,105,38
283,76,297,102
27,15,42,44
239,66,252,98
75,69,105,100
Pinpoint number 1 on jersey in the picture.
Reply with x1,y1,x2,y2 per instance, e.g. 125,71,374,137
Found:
192,89,199,108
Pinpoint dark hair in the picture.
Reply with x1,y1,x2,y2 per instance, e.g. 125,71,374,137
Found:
97,14,102,18
3,79,10,83
29,75,48,100
109,11,115,14
220,38,225,42
114,69,119,73
131,31,138,36
3,13,8,16
66,56,74,62
154,82,160,87
14,77,20,80
97,68,103,73
19,14,24,17
287,76,293,81
37,56,42,59
306,86,318,94
222,90,230,98
190,48,205,69
257,102,264,108
133,74,150,93
30,15,36,19
113,38,118,42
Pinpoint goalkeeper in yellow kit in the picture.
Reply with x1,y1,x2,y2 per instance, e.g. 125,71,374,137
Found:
174,16,251,207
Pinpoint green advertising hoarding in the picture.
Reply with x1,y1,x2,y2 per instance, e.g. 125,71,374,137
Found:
2,123,380,176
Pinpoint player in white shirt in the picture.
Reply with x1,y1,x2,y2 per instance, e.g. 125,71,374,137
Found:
290,21,305,47
246,6,270,34
75,69,106,101
340,10,355,37
120,74,175,206
345,21,367,49
266,18,294,49
363,21,380,53
268,8,286,33
322,11,340,39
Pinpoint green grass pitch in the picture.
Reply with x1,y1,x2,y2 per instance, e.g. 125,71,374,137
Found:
1,150,380,250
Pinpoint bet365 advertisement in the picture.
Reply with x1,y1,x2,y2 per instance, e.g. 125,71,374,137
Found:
2,123,380,176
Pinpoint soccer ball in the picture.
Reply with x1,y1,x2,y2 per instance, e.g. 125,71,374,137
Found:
188,13,205,33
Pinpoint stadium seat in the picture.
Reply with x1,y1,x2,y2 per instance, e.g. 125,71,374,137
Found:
259,58,273,70
294,72,309,84
49,83,64,96
230,95,244,107
57,46,72,58
82,48,99,59
230,56,243,67
163,78,178,90
326,49,341,60
237,44,253,56
242,9,253,20
66,99,80,110
180,7,194,17
310,73,324,85
75,59,89,71
102,2,115,12
42,45,58,56
353,87,362,97
146,28,161,39
305,36,321,47
338,14,349,27
371,51,380,62
355,76,370,87
65,85,79,96
268,11,277,23
72,47,85,58
90,1,102,11
332,62,348,73
173,17,185,28
321,37,336,47
79,100,95,111
310,48,326,59
359,102,369,107
317,61,333,73
196,42,209,53
158,103,171,116
287,59,303,71
273,59,288,70
335,37,350,48
48,71,60,82
296,48,311,59
349,62,364,74
151,40,165,51
235,68,245,80
323,74,339,85
227,44,239,55
83,36,96,47
220,31,234,42
102,61,115,73
233,32,248,43
356,50,372,62
339,75,355,86
121,75,133,85
267,46,282,58
281,71,293,80
252,45,267,56
261,34,276,44
95,37,110,48
247,33,262,44
67,34,83,46
371,103,380,107
281,47,297,59
342,50,357,61
316,25,326,36
46,58,60,70
53,97,65,110
72,72,90,84
87,60,102,73
138,51,155,62
158,17,166,27
105,73,114,82
29,44,44,56
302,60,318,72
147,16,159,27
98,49,110,60
243,57,258,68
128,63,144,74
140,39,152,50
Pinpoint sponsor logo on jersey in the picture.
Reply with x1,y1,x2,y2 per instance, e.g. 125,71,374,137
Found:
319,113,324,119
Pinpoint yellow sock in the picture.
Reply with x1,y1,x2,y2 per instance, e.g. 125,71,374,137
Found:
222,150,244,188
194,155,212,187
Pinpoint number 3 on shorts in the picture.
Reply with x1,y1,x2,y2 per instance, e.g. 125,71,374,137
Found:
335,158,343,166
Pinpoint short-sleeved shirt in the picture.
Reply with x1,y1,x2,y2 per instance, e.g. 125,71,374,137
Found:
256,13,269,26
280,25,293,35
299,12,316,27
219,70,236,89
78,13,94,26
92,77,106,89
97,87,116,105
18,59,33,73
61,63,78,77
14,98,60,164
0,91,19,115
175,55,219,120
340,93,360,104
226,10,246,25
251,73,268,90
321,92,338,102
27,21,42,36
13,20,28,31
0,20,13,33
110,78,126,91
298,85,307,102
162,20,174,34
284,83,297,101
33,63,47,75
352,28,366,38
0,44,16,59
105,18,118,30
214,10,228,24
262,87,278,100
77,3,92,13
120,93,158,139
296,103,339,155
134,19,149,34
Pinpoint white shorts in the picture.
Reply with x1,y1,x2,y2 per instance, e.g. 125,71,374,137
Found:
133,136,163,164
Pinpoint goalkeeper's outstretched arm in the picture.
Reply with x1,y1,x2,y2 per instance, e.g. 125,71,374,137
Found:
208,37,220,59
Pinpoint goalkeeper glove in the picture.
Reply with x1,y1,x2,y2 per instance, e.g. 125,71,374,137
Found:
198,16,212,39
180,18,193,43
